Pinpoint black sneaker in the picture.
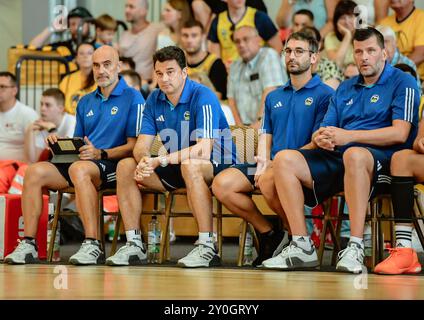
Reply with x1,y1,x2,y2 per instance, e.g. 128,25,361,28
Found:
252,229,289,267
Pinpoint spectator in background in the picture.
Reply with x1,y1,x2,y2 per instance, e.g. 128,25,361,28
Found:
0,72,38,193
119,0,164,89
208,0,282,69
59,42,96,115
119,56,136,71
376,24,421,90
190,0,267,31
24,89,76,164
181,20,228,100
157,0,193,49
120,69,142,92
292,9,315,33
324,0,356,70
380,0,424,82
343,63,359,79
228,26,286,128
94,14,118,49
301,26,344,89
276,0,339,39
29,7,93,59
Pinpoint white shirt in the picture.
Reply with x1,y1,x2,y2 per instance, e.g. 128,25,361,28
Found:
34,113,76,150
0,100,38,161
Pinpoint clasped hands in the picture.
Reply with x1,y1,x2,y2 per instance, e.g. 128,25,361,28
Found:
134,156,160,183
313,126,351,151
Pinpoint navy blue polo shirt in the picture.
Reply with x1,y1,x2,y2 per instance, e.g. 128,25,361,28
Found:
141,78,237,165
261,74,334,159
74,77,145,149
321,63,420,156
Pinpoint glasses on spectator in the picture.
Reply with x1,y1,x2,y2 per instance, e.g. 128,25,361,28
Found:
283,48,315,57
0,85,15,90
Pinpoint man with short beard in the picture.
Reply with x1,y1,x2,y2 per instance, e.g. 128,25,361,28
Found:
212,31,334,267
5,46,145,265
262,27,420,273
181,20,228,100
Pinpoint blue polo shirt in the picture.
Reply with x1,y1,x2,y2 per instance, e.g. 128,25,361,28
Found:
321,63,420,156
74,76,145,149
141,78,237,165
261,74,334,159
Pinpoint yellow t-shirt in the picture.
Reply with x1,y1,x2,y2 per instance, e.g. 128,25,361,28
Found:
380,9,424,80
324,31,354,70
59,70,97,115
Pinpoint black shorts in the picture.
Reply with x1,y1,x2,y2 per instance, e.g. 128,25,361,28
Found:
297,147,391,208
155,161,233,191
53,159,118,189
230,163,257,187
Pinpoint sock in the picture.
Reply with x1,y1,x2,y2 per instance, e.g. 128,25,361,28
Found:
85,238,99,245
349,236,364,249
24,236,35,243
126,229,144,248
198,232,215,250
293,235,312,251
395,225,413,248
391,176,415,221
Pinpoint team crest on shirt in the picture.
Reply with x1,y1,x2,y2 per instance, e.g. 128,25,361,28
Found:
305,97,313,106
370,95,379,103
111,106,118,115
184,111,190,121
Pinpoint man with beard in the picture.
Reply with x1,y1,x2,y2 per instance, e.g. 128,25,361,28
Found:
227,26,286,128
119,0,164,87
262,27,420,273
5,46,145,265
212,31,334,267
181,20,228,100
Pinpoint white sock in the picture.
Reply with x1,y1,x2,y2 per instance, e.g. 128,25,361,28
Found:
293,235,312,251
198,232,215,249
395,225,413,248
126,229,143,248
349,236,364,249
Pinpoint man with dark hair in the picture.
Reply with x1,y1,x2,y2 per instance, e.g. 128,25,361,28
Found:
120,70,142,91
292,9,314,33
4,46,145,265
106,46,237,267
212,31,334,267
262,27,420,273
24,88,76,164
181,20,228,100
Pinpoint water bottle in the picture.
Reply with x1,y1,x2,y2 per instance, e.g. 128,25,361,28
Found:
107,216,121,242
148,215,161,263
240,225,254,266
46,203,60,262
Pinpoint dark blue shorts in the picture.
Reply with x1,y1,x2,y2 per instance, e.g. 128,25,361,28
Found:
53,159,118,189
155,161,233,191
230,163,257,187
297,147,391,208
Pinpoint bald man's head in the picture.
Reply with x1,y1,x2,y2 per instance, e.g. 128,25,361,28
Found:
92,45,121,88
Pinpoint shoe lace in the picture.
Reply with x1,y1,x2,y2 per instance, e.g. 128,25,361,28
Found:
279,242,301,257
79,241,99,254
338,244,363,261
14,239,32,252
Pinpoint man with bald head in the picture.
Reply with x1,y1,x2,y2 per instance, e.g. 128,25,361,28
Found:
5,46,145,265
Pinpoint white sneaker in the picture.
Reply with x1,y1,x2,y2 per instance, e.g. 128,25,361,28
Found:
4,239,38,264
272,231,290,257
262,241,319,270
177,244,221,268
69,240,104,265
336,241,365,273
412,228,424,253
106,241,147,266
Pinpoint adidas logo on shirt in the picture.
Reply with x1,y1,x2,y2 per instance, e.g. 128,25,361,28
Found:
156,115,165,122
273,101,283,109
86,110,94,117
346,99,353,106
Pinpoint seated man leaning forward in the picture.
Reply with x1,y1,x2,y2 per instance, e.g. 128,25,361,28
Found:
5,45,145,265
212,31,334,267
106,46,237,267
261,27,420,273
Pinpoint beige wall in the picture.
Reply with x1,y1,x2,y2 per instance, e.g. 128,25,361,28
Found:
0,0,22,71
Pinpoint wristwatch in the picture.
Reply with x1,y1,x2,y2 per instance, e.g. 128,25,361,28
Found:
159,155,169,167
100,149,108,160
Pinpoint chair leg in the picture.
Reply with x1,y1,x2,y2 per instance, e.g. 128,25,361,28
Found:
159,192,172,264
216,199,223,257
48,191,62,262
318,200,330,267
370,199,378,270
110,214,121,256
237,220,248,267
413,199,424,249
331,197,345,266
98,191,106,252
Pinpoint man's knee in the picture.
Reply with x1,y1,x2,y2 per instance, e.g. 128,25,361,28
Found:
343,147,373,172
273,150,302,172
212,170,238,200
117,157,137,178
68,161,96,184
181,160,204,183
24,163,52,186
390,149,417,174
